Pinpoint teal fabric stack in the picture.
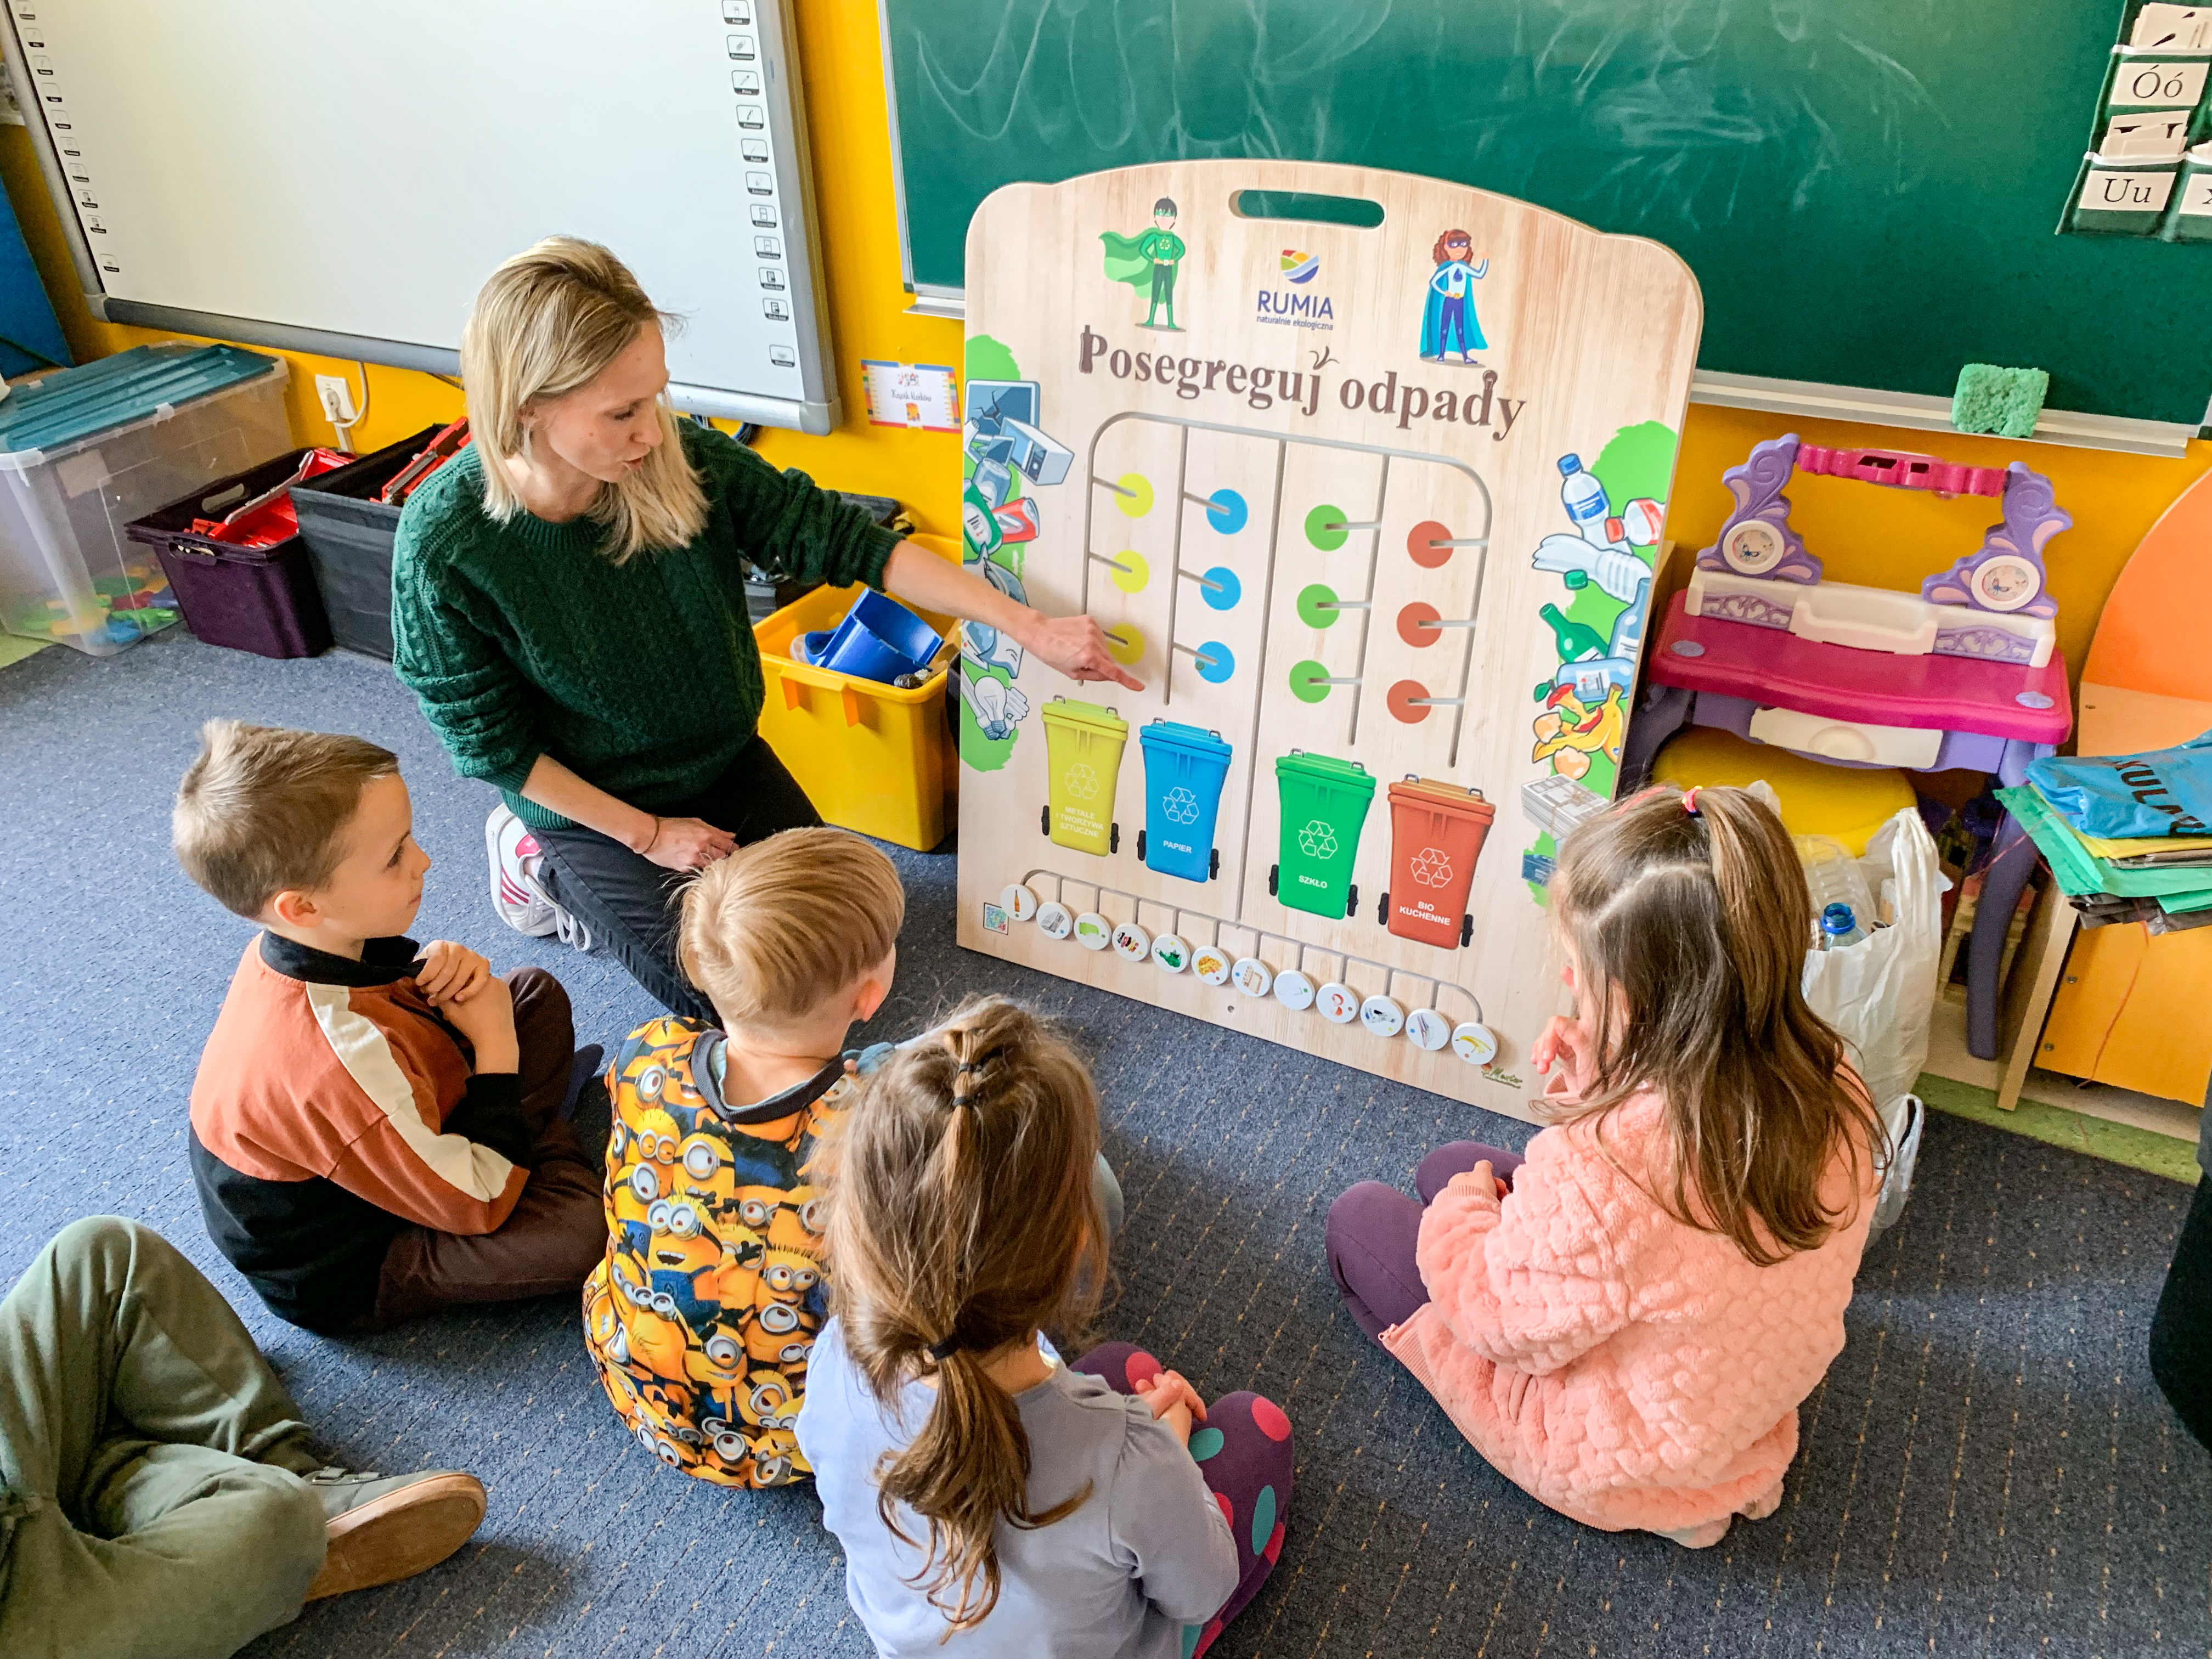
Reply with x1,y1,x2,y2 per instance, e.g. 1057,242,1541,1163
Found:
1996,728,2212,933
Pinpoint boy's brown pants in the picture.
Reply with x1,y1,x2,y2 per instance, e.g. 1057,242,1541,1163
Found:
370,967,605,1328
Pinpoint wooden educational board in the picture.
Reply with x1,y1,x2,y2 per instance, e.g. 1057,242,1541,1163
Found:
883,0,2212,427
954,161,1700,1123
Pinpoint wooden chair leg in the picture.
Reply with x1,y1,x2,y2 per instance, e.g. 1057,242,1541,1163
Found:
1995,877,2077,1112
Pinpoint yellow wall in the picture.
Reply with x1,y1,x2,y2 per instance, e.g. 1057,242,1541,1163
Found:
3,0,2207,680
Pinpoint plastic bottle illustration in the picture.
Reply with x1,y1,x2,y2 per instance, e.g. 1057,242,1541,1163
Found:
1557,454,1612,546
1607,575,1651,660
1530,532,1652,606
1819,903,1867,949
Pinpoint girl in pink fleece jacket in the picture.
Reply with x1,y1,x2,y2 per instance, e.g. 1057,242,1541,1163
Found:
1327,785,1885,1547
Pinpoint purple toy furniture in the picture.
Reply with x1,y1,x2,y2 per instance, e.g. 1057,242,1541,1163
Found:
1623,433,2075,1061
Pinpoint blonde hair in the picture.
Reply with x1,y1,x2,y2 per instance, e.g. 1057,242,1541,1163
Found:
1551,785,1883,1267
460,235,709,564
822,996,1108,1633
173,719,399,918
677,827,905,1028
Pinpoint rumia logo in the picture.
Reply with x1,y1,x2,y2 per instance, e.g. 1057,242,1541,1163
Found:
1279,249,1318,284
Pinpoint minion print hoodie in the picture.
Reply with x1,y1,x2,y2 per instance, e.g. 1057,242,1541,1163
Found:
582,1017,846,1489
188,933,534,1332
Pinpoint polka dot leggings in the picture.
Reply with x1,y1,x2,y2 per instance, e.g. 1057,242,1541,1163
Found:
1071,1342,1293,1659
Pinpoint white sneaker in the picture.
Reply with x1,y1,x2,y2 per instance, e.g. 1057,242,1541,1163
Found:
486,804,593,951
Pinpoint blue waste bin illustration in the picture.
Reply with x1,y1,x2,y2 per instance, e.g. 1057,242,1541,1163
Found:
1137,720,1233,883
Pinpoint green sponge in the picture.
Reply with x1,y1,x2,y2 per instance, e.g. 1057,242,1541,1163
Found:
1952,364,2048,438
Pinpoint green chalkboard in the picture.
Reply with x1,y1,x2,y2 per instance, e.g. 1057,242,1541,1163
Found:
882,0,2211,426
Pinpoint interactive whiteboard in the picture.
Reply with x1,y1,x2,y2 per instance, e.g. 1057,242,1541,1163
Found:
3,0,838,432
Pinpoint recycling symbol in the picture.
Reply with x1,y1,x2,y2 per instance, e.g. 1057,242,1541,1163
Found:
1065,763,1100,801
1163,786,1200,826
1409,846,1453,888
1296,819,1338,860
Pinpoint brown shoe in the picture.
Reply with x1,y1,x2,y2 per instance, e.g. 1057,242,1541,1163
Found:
300,1467,488,1600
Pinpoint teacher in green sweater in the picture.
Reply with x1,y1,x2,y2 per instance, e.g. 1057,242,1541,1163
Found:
392,238,1138,1022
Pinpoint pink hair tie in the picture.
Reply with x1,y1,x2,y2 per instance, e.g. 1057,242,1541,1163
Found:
1682,787,1701,816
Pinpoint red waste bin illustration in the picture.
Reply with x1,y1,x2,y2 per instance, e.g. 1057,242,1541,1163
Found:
1379,778,1495,949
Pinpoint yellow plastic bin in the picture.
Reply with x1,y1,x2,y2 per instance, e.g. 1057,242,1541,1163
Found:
754,570,956,852
1041,698,1130,856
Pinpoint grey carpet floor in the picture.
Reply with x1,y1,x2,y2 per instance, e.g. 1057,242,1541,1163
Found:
2,629,2207,1658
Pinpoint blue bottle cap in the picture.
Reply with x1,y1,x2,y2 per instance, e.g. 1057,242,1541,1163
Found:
1558,454,1583,475
1821,903,1857,934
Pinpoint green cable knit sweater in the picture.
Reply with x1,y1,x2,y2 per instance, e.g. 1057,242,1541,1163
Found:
391,423,899,832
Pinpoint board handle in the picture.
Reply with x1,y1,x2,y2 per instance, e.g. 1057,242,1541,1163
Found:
1229,187,1386,230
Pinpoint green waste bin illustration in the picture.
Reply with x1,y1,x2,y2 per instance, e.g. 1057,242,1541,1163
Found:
1041,698,1128,856
1269,751,1376,919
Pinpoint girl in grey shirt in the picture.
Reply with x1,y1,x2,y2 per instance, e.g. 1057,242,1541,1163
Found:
795,998,1294,1657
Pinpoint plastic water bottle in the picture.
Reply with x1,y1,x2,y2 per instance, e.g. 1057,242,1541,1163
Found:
1558,454,1612,546
1820,903,1867,949
1607,575,1652,660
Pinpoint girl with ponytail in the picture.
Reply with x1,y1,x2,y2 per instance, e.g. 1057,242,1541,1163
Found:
797,997,1294,1656
1328,785,1885,1548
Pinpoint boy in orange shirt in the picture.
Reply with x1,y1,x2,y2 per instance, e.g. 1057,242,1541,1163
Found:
176,720,602,1333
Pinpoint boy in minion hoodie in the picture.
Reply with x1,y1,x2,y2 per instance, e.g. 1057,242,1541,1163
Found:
583,827,901,1487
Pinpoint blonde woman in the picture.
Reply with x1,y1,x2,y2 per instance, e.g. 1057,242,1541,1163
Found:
393,238,1137,1020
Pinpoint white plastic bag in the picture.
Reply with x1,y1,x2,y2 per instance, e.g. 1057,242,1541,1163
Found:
1798,808,1946,1233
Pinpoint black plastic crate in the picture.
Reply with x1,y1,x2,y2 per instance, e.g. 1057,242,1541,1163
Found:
291,424,442,661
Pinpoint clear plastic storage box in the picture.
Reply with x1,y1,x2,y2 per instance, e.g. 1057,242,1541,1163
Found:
0,343,291,656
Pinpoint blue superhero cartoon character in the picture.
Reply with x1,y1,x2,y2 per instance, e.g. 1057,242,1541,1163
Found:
1419,229,1489,364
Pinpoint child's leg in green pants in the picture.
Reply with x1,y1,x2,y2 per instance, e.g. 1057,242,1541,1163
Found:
0,1216,330,1659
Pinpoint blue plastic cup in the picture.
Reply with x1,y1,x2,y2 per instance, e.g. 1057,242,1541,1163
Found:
815,591,941,683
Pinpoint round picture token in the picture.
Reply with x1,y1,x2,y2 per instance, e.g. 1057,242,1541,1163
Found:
1360,994,1406,1037
1195,640,1236,684
1150,933,1190,973
1404,1007,1450,1051
1199,566,1242,611
1407,520,1454,569
1450,1021,1499,1066
1104,624,1146,668
1073,911,1113,951
1000,883,1039,923
1968,553,2041,613
1205,488,1250,534
1035,900,1074,940
1287,659,1334,704
1720,520,1785,576
1386,679,1433,725
1231,957,1274,999
1316,982,1359,1023
1115,472,1154,517
1305,504,1348,552
1397,601,1441,648
1109,549,1150,594
1192,945,1233,985
1273,967,1317,1012
1295,583,1340,630
1110,921,1151,962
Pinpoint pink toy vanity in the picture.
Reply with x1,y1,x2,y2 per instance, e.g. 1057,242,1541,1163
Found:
1620,435,2074,1060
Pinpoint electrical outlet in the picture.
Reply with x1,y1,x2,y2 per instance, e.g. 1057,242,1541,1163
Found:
315,374,357,424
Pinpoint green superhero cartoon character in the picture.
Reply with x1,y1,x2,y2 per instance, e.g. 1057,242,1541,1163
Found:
1101,198,1187,331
